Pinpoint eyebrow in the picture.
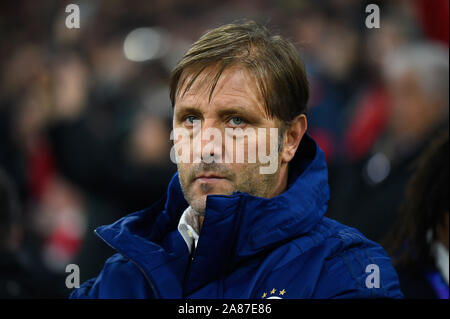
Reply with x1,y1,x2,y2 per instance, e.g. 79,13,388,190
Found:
174,104,265,124
174,106,203,121
217,106,257,119
226,107,266,127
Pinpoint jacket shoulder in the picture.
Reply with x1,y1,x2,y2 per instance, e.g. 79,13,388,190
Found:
311,218,403,298
69,253,153,299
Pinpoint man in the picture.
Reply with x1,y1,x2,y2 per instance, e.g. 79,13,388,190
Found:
71,21,402,299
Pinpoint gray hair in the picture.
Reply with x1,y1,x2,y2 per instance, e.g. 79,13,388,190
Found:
383,43,449,104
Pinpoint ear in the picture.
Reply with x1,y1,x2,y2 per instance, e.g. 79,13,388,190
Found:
280,114,307,163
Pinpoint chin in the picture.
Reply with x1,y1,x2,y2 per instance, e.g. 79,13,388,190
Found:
189,197,207,215
195,179,232,194
188,187,234,213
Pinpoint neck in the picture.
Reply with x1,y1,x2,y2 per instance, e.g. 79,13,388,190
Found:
198,215,205,230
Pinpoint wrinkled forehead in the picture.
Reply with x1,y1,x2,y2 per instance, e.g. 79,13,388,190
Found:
175,65,268,116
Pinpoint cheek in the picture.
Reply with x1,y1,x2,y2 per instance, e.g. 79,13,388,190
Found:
233,136,255,163
173,135,193,163
177,163,192,186
231,163,261,186
224,133,263,164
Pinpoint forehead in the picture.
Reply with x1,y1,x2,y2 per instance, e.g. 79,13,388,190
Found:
175,66,267,115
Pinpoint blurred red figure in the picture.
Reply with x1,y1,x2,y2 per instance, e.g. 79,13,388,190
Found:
327,43,449,242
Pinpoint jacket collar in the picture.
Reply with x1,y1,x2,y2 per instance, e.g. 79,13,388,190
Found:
95,134,330,296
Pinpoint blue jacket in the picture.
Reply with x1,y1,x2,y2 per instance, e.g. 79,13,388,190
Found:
70,135,403,299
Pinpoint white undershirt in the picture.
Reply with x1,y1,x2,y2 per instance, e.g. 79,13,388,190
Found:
432,241,449,285
177,206,200,254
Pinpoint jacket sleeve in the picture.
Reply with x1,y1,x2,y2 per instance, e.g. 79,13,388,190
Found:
69,253,155,299
312,243,404,299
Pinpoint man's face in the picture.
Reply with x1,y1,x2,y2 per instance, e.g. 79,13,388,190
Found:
173,66,284,214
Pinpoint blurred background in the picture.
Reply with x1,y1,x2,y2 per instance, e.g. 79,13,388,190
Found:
0,0,448,298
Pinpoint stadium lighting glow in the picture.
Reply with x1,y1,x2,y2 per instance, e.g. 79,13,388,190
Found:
123,27,168,62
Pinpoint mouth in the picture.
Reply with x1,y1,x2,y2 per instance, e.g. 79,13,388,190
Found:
194,174,227,183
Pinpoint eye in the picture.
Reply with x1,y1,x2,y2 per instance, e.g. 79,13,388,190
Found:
228,116,246,127
185,115,199,125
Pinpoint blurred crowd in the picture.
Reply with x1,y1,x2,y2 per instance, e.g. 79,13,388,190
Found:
0,0,448,298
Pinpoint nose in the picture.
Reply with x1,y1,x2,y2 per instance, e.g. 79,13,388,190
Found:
193,119,223,163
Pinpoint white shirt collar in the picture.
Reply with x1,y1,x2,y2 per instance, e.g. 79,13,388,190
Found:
177,206,200,254
432,241,449,285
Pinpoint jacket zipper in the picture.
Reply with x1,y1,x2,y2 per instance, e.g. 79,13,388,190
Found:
184,241,200,292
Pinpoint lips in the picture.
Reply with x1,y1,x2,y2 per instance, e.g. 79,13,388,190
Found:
194,173,227,182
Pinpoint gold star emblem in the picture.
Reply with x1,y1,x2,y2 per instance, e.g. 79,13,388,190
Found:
270,288,276,294
261,292,267,299
279,289,286,296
